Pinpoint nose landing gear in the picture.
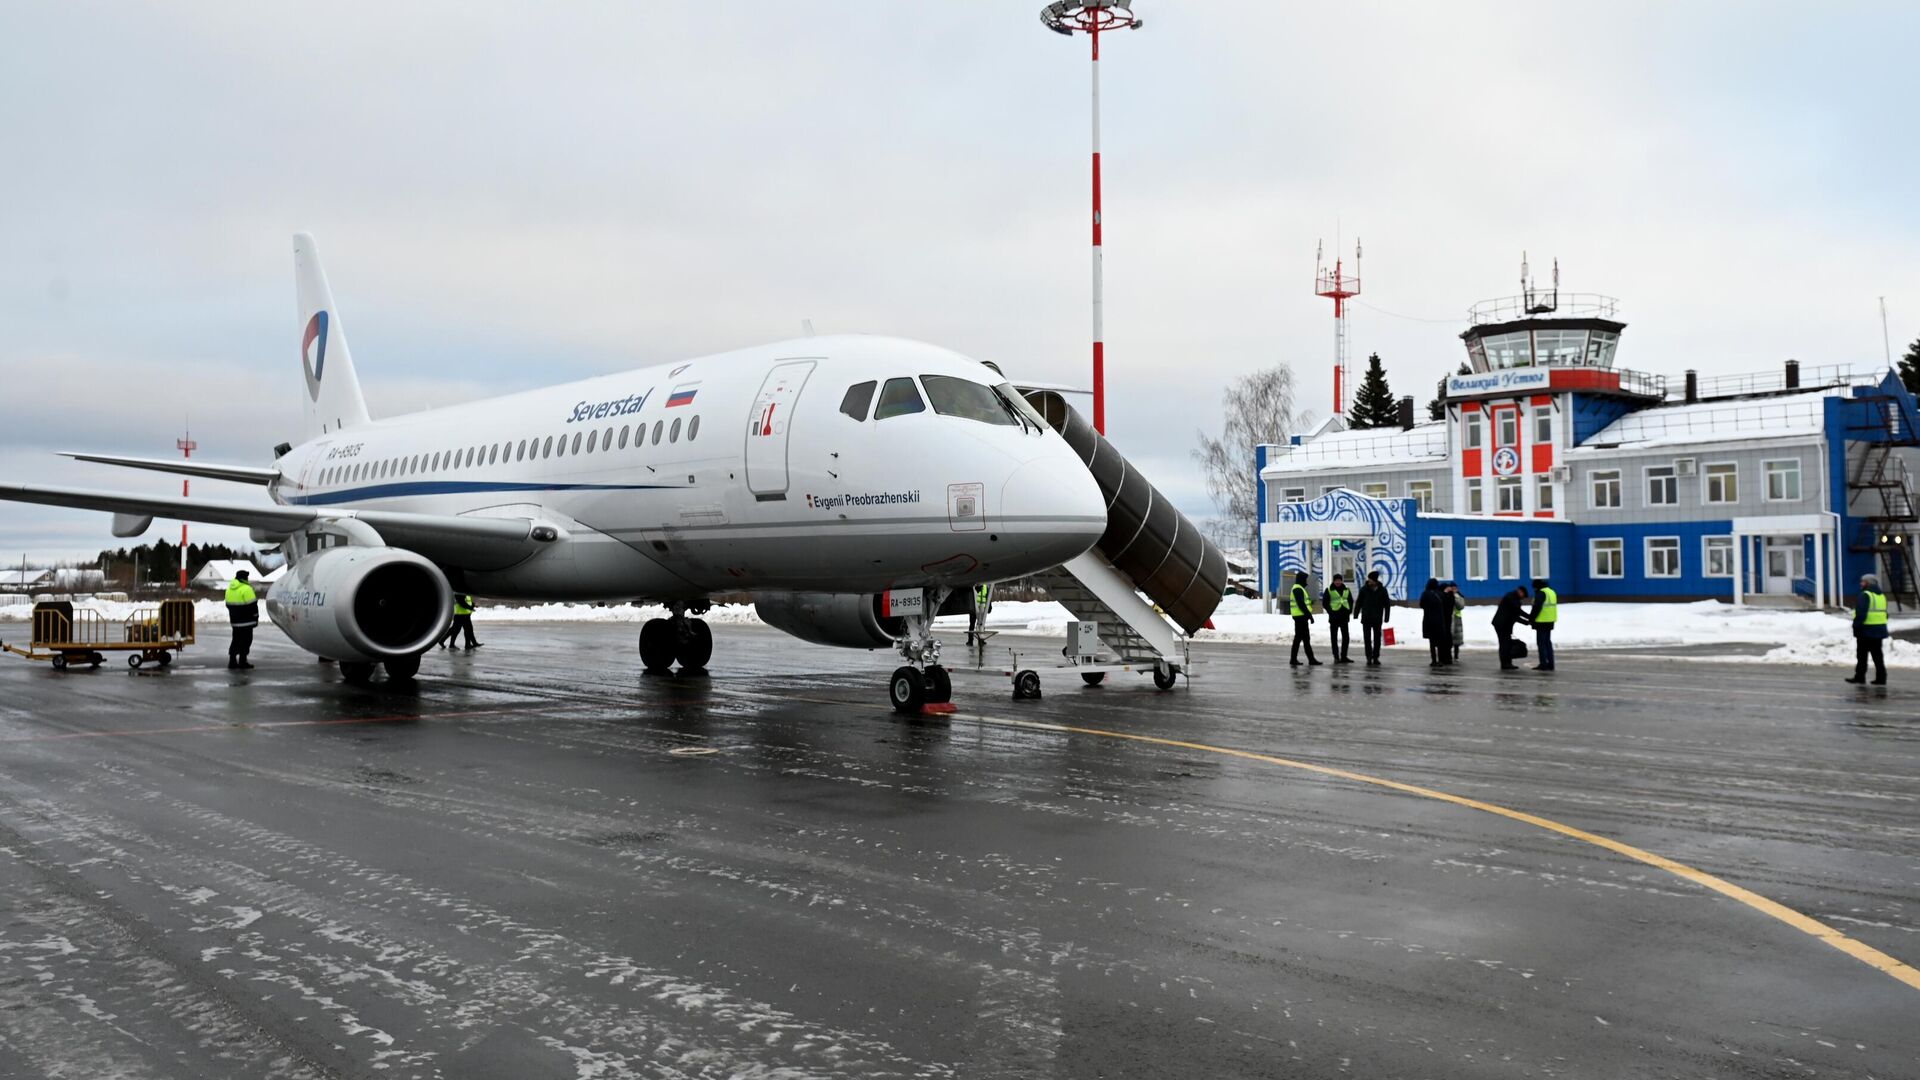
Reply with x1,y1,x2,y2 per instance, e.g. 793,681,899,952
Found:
888,588,953,714
640,601,713,675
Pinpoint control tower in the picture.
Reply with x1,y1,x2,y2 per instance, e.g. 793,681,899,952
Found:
1450,257,1662,401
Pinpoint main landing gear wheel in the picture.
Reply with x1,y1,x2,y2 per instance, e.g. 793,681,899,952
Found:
889,666,927,714
1080,671,1106,687
384,654,421,682
675,618,713,673
340,661,375,685
1013,669,1042,700
1153,666,1179,691
924,665,952,704
639,618,675,674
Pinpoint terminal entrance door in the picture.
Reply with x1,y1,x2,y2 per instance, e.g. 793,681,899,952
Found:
1762,536,1802,596
1308,541,1363,589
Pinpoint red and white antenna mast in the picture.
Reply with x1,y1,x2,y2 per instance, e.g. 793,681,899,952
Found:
1042,0,1143,435
176,428,196,590
1315,238,1362,415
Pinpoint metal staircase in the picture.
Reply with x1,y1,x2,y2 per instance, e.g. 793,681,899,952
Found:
1031,551,1183,666
1846,391,1920,609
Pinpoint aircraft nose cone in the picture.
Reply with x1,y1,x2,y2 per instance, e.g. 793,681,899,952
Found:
1000,456,1107,566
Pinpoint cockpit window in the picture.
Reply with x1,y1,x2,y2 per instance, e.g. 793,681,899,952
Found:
995,383,1048,434
840,381,877,421
922,375,1020,426
873,377,926,420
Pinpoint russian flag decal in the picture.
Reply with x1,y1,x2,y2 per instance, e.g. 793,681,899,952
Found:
666,384,699,407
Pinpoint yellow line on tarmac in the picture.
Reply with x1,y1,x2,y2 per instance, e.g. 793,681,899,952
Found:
971,712,1920,994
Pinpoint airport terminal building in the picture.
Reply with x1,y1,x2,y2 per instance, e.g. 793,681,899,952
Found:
1256,291,1920,607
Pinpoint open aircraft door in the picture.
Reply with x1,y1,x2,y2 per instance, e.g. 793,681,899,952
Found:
746,359,817,500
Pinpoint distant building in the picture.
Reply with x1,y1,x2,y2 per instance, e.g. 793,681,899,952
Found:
0,568,55,593
189,560,263,591
1257,288,1920,607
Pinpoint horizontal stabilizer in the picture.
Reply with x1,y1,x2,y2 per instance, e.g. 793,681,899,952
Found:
60,451,280,486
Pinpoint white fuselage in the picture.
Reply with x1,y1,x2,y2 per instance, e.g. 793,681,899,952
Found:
269,335,1107,600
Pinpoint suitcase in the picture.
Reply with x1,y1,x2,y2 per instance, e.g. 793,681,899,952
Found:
1502,638,1529,660
1382,628,1396,646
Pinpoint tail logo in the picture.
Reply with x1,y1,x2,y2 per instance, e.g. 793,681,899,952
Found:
301,311,330,401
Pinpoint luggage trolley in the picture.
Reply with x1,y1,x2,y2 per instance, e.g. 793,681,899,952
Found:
2,599,196,670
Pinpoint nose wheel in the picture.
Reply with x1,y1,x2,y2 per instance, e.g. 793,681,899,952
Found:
886,588,953,714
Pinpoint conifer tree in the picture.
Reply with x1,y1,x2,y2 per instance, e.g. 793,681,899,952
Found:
1900,336,1920,397
1347,352,1398,429
1428,363,1470,421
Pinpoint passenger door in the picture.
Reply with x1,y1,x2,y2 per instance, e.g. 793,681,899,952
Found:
745,360,818,500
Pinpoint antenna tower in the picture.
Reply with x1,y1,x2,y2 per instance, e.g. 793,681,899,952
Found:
176,429,196,590
1314,238,1361,415
1522,252,1560,315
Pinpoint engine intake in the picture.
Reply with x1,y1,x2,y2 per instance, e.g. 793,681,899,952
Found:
267,546,453,662
753,592,904,650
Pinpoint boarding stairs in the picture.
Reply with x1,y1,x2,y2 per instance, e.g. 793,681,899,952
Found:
1015,391,1229,682
1846,390,1920,609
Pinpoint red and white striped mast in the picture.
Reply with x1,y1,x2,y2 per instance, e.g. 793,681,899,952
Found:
1042,0,1142,435
176,428,196,590
1315,238,1362,416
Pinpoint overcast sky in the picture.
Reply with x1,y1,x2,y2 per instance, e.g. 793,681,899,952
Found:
4,1,1917,565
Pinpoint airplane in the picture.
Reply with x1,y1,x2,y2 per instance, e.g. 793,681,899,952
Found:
0,234,1111,711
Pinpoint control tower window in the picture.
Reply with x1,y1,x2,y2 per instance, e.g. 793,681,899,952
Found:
1481,331,1532,369
1587,331,1620,367
1466,338,1488,372
922,375,1019,426
874,377,926,420
1533,329,1589,366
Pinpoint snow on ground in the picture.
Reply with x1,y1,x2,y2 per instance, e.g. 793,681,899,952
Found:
3,594,1914,668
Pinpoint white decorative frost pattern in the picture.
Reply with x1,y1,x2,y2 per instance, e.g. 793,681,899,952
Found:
1269,490,1413,599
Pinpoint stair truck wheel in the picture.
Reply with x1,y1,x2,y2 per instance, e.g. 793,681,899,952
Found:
924,665,952,703
638,619,676,673
1153,665,1179,690
50,654,66,672
889,666,926,714
1080,671,1106,687
1013,669,1042,700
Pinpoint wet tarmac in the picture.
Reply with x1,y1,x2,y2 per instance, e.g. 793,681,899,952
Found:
0,622,1915,1079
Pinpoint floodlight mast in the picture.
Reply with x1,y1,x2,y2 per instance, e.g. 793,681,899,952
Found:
1041,0,1142,435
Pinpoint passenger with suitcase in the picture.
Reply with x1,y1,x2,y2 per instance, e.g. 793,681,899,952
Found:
1357,571,1392,666
1492,585,1532,671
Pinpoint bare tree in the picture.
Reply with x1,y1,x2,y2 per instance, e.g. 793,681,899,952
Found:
1193,365,1308,553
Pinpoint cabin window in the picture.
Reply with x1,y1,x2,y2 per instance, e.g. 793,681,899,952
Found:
618,426,630,449
652,420,664,445
840,381,877,421
922,375,1019,425
571,432,582,455
542,436,553,458
670,417,682,443
602,427,614,451
688,415,701,442
517,439,528,461
874,377,926,420
556,434,568,458
584,430,596,454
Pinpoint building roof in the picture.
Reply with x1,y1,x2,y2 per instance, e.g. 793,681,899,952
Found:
190,559,261,585
1567,388,1833,453
1261,422,1449,477
0,568,55,588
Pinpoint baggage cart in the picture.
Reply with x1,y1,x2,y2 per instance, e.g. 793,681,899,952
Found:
2,599,196,670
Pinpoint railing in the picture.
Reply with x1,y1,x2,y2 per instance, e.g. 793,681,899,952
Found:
1679,364,1880,402
1266,428,1446,467
1469,293,1619,326
1616,368,1667,398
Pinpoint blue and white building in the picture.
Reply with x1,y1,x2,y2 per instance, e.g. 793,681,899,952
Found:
1257,290,1920,608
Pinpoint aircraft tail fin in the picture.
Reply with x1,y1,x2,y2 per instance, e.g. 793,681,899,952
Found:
293,233,372,439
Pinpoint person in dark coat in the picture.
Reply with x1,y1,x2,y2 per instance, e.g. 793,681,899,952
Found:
1419,578,1450,667
1492,585,1532,671
1321,574,1354,664
1288,571,1322,667
1847,572,1890,685
1357,570,1392,666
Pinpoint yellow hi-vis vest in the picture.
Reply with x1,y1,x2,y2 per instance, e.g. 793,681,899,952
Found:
974,584,992,605
224,580,256,605
1327,587,1351,613
1536,586,1558,626
1289,584,1310,617
1863,590,1888,626
455,595,474,616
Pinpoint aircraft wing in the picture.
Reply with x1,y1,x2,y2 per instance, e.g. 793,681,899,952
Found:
59,451,281,486
0,483,551,569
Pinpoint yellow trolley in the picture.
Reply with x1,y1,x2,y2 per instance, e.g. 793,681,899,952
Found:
2,599,196,670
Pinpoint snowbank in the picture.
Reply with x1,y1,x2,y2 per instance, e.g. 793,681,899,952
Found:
3,594,1912,668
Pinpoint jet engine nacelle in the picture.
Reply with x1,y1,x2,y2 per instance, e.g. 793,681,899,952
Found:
266,546,453,662
753,592,906,650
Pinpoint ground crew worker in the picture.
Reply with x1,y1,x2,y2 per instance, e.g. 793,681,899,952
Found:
1288,571,1322,667
441,593,482,650
1529,577,1557,671
1492,585,1531,671
1419,578,1450,667
1847,573,1889,685
1321,574,1354,664
224,569,258,669
967,583,992,647
1357,570,1391,666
